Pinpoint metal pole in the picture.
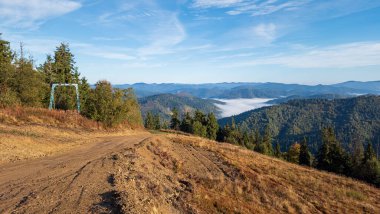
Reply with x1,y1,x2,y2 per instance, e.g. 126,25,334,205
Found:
49,83,80,113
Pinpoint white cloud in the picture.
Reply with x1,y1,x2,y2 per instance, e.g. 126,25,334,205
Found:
253,23,277,42
0,0,81,28
228,42,380,68
193,0,309,16
214,98,272,117
193,0,244,8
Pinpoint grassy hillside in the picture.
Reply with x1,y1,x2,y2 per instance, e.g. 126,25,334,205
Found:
112,134,380,213
219,95,380,152
139,93,222,121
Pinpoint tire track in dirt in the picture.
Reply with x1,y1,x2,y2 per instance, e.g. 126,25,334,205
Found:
0,135,149,214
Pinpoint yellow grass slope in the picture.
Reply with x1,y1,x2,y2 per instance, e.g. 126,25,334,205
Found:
112,134,380,214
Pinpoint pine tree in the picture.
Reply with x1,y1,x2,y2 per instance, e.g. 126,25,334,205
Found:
316,127,349,174
351,141,364,176
145,112,156,130
180,112,193,133
192,121,207,137
170,108,180,130
274,142,282,158
262,126,274,156
287,143,301,163
299,138,312,166
359,143,380,187
206,112,219,140
363,142,376,163
79,77,91,114
52,43,80,110
153,114,161,130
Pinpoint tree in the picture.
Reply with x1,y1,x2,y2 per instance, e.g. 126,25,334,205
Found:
180,112,193,133
274,142,282,158
170,108,180,130
84,81,143,128
358,143,380,187
153,114,161,130
299,138,312,166
258,126,273,156
0,38,18,107
79,77,91,114
287,143,301,163
363,142,376,163
192,121,207,137
316,127,350,174
12,44,46,107
351,141,364,176
145,112,156,130
206,112,219,140
51,43,80,110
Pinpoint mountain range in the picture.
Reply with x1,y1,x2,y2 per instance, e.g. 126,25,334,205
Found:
115,81,380,99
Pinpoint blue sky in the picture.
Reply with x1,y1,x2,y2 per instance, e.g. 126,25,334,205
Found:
1,0,380,84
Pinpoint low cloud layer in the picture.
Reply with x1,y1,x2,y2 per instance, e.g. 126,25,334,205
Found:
215,98,272,118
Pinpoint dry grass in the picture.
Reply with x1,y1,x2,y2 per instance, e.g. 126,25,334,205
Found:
0,106,99,129
163,134,380,214
0,107,146,164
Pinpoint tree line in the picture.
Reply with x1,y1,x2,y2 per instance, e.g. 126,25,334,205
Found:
144,108,219,140
0,38,142,128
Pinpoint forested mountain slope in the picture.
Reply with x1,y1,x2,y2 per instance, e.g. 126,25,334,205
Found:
219,96,380,152
139,94,222,121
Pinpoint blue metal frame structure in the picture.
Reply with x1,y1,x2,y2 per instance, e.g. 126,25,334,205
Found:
48,83,80,112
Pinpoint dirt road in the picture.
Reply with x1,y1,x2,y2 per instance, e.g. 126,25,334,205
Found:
0,134,149,214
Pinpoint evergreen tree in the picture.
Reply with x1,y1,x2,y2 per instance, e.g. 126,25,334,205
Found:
51,43,80,110
206,112,219,140
287,143,301,163
153,113,161,130
192,120,207,137
316,127,350,174
180,112,193,133
363,142,376,163
79,77,91,114
145,112,156,130
351,141,364,176
299,138,312,166
194,110,206,125
170,108,180,130
261,126,274,156
274,142,282,158
242,131,251,149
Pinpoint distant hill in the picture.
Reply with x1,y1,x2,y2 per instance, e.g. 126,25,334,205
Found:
138,94,222,121
114,81,380,99
219,95,380,153
266,94,353,104
333,81,380,92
